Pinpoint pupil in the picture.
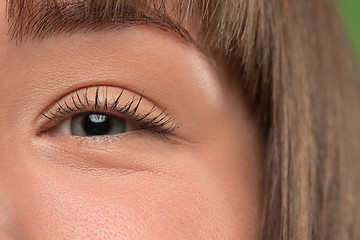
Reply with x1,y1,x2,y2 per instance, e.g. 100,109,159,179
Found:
83,113,111,136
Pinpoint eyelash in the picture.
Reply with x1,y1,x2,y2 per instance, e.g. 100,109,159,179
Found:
41,87,178,135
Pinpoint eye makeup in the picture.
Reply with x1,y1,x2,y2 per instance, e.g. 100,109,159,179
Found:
39,86,178,136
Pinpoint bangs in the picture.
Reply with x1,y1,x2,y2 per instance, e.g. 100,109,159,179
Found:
6,0,257,54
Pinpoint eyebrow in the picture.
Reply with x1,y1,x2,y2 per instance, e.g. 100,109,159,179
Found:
6,0,196,44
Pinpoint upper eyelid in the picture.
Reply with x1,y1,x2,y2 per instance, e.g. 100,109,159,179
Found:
42,86,137,119
40,86,178,134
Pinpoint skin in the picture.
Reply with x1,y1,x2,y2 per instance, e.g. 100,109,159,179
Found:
0,0,262,239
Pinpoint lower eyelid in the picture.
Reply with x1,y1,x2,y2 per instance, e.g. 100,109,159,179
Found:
34,131,174,175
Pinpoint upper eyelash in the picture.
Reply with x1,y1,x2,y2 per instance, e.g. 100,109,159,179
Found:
41,86,178,135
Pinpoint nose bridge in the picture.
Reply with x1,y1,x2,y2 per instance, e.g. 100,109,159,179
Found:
0,130,23,239
0,141,41,240
0,202,13,239
0,161,15,239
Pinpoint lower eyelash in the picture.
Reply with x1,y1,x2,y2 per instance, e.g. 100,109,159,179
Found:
42,86,178,135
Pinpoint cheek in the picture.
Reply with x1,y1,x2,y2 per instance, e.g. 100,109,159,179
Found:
2,148,237,239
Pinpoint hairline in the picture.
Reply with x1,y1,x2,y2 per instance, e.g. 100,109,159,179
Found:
6,0,199,46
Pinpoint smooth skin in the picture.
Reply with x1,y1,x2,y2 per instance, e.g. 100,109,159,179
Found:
0,1,262,239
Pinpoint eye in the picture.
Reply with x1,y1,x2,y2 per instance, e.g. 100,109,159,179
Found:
54,112,137,137
39,86,178,137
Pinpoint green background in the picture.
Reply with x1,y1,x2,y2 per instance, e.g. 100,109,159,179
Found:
337,0,360,68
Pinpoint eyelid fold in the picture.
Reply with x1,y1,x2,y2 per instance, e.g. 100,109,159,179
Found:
39,86,178,135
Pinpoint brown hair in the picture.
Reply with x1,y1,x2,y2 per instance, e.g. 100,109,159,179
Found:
197,1,360,239
198,1,360,239
7,0,360,239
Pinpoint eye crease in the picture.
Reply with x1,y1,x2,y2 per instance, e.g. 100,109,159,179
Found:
39,86,178,136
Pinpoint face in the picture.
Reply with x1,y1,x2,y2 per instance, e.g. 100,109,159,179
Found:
0,0,262,239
